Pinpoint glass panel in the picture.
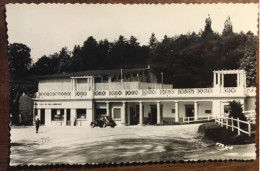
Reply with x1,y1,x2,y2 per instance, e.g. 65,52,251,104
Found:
114,108,121,119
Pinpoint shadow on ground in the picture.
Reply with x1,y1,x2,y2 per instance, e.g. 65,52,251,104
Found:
11,136,217,165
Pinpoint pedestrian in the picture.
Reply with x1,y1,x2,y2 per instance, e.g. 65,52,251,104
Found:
35,118,41,133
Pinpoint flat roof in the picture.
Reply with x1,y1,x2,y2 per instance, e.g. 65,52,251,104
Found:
37,67,158,79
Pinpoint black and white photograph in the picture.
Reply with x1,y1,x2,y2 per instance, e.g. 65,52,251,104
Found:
6,4,258,165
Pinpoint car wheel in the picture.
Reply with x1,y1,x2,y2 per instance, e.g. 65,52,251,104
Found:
102,123,106,128
111,126,115,128
91,123,95,128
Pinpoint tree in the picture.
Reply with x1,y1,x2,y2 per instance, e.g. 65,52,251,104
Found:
147,33,159,63
30,55,56,75
228,101,247,129
57,47,71,73
8,43,32,77
201,15,216,40
239,32,257,87
222,16,233,36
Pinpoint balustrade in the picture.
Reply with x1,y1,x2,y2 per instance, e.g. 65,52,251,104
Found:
178,89,195,94
224,87,237,93
37,86,251,99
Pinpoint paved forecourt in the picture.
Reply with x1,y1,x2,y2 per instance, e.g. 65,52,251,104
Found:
10,124,255,165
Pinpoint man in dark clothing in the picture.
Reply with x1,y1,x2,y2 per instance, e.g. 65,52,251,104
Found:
35,118,41,133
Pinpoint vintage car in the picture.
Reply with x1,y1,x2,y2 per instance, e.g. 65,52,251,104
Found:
90,115,117,128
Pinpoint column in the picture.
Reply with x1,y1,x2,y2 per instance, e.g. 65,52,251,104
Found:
213,72,216,86
194,101,198,121
174,101,179,123
157,101,161,124
64,109,67,126
45,109,51,126
127,105,131,125
139,102,144,126
71,109,76,126
221,73,224,88
237,73,240,87
217,72,220,87
106,102,110,116
121,102,126,125
38,109,41,121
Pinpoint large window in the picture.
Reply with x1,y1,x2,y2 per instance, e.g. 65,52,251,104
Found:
77,109,87,119
113,108,121,120
51,109,64,121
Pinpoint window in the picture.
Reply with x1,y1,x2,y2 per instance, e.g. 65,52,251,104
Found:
51,109,64,121
172,109,175,113
77,109,86,119
114,108,121,120
205,110,211,114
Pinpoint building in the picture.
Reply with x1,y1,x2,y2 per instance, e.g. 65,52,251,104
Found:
33,66,256,126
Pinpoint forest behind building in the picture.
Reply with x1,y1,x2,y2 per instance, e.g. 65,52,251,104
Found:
8,16,257,124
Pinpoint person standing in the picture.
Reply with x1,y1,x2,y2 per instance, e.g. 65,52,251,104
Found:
35,118,41,133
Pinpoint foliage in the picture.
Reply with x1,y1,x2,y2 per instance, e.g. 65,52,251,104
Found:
228,101,247,121
8,43,32,77
22,16,258,88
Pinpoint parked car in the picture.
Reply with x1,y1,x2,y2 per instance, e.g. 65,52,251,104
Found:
90,115,117,128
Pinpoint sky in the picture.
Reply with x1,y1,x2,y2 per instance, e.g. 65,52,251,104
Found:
6,4,258,63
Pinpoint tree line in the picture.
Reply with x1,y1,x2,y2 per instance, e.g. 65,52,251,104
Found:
9,16,257,88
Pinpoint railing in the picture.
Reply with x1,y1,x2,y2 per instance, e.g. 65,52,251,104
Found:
243,110,256,123
215,116,255,137
36,86,254,99
94,88,215,98
183,115,214,123
37,91,92,99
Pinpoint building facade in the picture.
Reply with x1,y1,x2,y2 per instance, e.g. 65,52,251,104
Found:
33,67,256,126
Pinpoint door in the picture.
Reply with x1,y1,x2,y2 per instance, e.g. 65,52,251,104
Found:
130,107,135,125
150,105,157,125
40,109,45,125
185,106,194,120
66,109,71,125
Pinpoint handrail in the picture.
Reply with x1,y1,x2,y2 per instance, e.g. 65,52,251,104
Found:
215,116,255,137
183,115,213,123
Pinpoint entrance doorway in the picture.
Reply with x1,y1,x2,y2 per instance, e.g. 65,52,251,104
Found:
130,106,139,125
40,109,45,125
66,109,71,126
150,106,157,125
185,105,194,120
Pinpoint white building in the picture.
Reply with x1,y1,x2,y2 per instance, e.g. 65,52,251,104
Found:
33,67,256,126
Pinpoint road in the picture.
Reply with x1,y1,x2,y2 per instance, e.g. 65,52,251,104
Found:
10,124,256,165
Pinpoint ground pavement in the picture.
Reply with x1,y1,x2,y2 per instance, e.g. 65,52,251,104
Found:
10,124,256,165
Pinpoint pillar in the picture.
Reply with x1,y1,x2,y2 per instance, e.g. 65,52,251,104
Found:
45,109,51,126
194,101,198,121
139,102,144,126
213,72,216,86
217,72,220,87
237,73,240,87
174,101,179,122
121,102,126,125
106,102,110,116
221,73,224,88
38,109,41,121
64,109,67,126
157,101,161,124
71,109,76,126
127,104,131,125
